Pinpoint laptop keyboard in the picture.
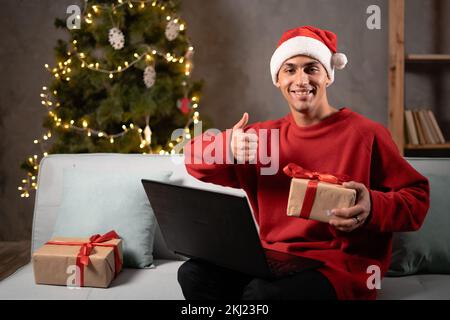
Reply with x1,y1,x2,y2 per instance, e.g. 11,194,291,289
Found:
264,249,323,277
267,258,299,276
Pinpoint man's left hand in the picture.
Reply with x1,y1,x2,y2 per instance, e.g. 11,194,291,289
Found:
329,181,371,232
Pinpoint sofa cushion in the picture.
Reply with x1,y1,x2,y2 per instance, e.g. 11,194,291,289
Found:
52,168,172,268
2,262,449,300
388,174,450,275
378,274,450,300
31,154,245,255
0,261,185,300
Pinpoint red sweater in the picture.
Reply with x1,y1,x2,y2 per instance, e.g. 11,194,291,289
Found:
184,107,430,300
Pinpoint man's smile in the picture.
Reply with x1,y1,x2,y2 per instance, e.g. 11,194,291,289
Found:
289,87,316,100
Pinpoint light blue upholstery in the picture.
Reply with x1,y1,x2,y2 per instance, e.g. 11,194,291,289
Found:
0,154,243,299
52,168,173,268
0,155,449,299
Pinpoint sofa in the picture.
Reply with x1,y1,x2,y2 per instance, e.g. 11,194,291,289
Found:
0,154,449,300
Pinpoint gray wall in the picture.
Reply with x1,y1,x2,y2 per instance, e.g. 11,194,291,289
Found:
0,0,76,241
183,0,389,129
0,0,448,241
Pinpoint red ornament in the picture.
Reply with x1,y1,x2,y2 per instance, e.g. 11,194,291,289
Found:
177,97,191,114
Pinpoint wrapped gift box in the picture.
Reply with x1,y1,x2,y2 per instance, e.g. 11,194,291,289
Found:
32,231,123,288
284,163,357,223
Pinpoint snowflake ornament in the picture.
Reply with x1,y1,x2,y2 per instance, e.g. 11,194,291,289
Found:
143,66,156,88
108,27,125,50
165,20,180,41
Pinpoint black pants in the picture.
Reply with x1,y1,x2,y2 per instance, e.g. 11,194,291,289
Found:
177,258,337,300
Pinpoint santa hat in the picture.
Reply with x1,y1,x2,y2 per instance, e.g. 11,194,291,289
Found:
270,26,347,86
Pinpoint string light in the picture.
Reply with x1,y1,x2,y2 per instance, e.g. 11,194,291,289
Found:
62,1,190,77
19,0,200,197
39,92,202,155
72,43,192,76
82,1,178,13
55,107,192,144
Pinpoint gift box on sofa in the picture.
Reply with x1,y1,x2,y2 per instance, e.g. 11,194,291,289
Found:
32,230,123,288
284,163,356,223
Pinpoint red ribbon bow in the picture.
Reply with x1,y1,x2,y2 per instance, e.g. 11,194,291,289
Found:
283,163,350,185
283,163,351,219
46,230,122,287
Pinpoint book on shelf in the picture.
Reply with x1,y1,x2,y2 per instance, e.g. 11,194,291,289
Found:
421,109,440,144
404,108,447,146
427,110,446,144
411,110,427,145
404,110,419,145
418,109,436,144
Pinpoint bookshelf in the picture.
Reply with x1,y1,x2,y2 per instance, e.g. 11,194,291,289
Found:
406,54,450,63
388,0,450,157
405,143,450,149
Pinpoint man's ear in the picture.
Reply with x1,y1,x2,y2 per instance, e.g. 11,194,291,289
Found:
275,78,281,88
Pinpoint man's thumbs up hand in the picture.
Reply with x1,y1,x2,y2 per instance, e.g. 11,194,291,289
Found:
231,113,258,163
233,112,249,131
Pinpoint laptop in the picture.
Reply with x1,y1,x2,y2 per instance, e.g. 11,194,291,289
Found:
141,179,324,279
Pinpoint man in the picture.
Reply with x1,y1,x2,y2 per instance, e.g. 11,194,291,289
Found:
179,26,430,300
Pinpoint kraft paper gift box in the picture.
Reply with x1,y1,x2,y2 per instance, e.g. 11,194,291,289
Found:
32,230,123,288
284,163,357,223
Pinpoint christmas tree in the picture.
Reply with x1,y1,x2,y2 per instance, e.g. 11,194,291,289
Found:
19,0,205,198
